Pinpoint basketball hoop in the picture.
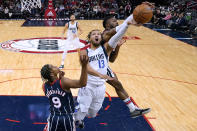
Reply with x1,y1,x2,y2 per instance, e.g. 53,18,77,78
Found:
21,0,41,12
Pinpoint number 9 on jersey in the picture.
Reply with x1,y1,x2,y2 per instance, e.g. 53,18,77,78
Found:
52,97,61,108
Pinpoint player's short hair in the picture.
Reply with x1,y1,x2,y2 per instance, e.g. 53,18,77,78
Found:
87,29,101,40
40,64,52,82
103,15,115,28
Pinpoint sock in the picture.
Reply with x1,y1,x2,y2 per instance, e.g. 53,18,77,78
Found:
61,49,67,65
123,97,136,112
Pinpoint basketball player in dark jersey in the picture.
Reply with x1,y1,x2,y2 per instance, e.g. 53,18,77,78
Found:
41,50,88,131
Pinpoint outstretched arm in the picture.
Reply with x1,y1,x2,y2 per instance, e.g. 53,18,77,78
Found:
102,2,154,43
104,22,130,55
102,15,134,43
60,50,88,91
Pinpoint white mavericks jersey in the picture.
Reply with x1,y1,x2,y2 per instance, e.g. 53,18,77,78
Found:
67,21,78,40
87,45,108,85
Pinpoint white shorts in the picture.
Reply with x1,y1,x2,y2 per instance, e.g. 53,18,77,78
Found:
77,83,106,113
107,66,115,78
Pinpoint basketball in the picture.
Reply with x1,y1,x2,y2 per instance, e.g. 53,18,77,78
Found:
133,4,153,24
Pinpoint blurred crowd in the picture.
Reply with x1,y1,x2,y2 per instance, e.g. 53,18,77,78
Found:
0,0,196,36
152,0,197,36
0,0,134,19
0,0,22,19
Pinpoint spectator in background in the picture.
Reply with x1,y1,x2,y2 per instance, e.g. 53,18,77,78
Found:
93,4,99,18
0,5,3,12
109,7,117,17
97,4,102,18
166,12,178,27
118,6,125,19
171,12,179,22
186,14,197,36
16,1,21,10
170,13,188,30
55,5,60,18
0,5,3,19
59,3,65,18
153,9,163,25
112,0,118,9
71,0,77,6
8,4,13,19
4,7,9,19
125,2,131,17
101,5,107,18
159,11,172,26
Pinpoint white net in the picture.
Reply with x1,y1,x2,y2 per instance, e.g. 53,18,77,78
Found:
21,0,41,12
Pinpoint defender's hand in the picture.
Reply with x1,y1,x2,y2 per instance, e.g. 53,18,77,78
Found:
142,1,155,9
58,71,65,80
117,38,126,47
80,50,89,66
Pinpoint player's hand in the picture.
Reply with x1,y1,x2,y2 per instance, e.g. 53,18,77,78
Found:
127,20,133,25
79,50,89,66
130,19,143,26
142,1,155,9
127,19,142,26
117,38,126,47
58,70,65,80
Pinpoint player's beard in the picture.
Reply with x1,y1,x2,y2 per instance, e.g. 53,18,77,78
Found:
92,41,100,47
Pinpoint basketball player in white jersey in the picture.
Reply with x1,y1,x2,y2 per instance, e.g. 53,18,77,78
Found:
59,14,84,69
84,2,154,120
74,19,150,128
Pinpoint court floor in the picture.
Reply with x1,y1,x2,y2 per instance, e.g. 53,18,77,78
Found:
0,20,197,131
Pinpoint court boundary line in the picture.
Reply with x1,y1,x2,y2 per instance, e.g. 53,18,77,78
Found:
0,68,196,86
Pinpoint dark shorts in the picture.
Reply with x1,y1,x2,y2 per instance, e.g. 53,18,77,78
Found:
46,113,75,131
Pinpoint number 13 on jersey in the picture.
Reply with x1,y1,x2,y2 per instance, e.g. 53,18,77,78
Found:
98,60,105,68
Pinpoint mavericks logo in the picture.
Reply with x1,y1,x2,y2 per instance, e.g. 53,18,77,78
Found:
0,37,89,54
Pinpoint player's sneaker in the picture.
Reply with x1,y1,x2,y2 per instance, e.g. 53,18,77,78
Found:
130,108,151,118
75,120,84,129
59,65,64,69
